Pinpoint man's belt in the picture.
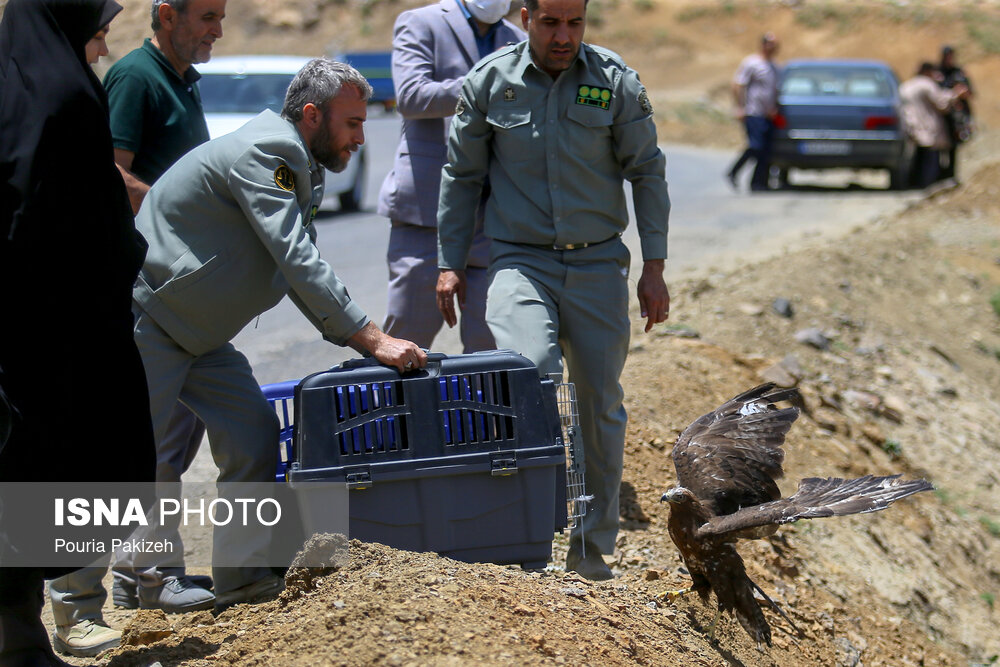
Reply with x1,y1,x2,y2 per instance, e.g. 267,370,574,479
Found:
518,233,621,251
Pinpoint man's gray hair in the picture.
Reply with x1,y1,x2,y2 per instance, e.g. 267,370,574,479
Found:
281,58,374,122
151,0,189,31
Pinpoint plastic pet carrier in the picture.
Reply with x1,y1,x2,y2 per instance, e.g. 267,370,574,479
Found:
262,350,585,568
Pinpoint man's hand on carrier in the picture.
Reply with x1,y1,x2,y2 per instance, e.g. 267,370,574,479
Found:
637,259,670,333
349,322,428,373
436,269,467,328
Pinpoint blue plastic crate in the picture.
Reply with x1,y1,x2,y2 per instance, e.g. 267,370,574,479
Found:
261,380,297,481
261,351,577,568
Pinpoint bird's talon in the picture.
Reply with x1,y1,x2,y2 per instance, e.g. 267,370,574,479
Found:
659,587,692,602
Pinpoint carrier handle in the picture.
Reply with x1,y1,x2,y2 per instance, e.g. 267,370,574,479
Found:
338,350,447,374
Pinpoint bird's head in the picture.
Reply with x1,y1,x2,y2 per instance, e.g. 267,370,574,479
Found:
660,486,695,505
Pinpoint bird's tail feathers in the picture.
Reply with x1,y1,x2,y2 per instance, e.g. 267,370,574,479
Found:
750,579,799,635
730,574,772,647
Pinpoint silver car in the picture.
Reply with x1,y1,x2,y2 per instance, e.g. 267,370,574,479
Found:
197,55,366,211
771,59,913,190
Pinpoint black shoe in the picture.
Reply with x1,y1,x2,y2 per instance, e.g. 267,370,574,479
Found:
137,575,215,613
113,573,213,609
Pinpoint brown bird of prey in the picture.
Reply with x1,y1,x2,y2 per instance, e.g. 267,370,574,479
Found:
660,383,932,647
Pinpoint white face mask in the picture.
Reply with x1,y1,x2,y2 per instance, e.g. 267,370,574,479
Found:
466,0,511,25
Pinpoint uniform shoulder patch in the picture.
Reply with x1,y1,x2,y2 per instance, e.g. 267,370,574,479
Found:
455,95,467,116
274,164,295,191
638,88,653,115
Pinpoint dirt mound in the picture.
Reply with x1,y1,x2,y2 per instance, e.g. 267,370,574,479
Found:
91,152,1000,666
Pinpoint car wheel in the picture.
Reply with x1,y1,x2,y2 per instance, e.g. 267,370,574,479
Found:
339,151,365,212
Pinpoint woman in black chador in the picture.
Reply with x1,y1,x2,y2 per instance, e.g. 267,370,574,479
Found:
0,0,156,662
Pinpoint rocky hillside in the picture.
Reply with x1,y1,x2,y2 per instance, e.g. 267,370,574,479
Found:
89,137,1000,667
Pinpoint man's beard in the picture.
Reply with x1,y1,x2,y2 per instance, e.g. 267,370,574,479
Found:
310,121,350,173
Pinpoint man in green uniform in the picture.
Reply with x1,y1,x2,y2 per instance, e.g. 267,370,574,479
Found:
436,0,670,580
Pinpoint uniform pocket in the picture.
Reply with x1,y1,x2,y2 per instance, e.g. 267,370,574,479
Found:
565,104,613,163
486,107,533,163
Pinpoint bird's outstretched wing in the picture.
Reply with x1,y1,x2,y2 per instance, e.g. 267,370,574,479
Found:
696,474,934,540
671,383,800,516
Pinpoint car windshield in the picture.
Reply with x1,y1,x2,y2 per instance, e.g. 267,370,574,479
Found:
199,73,294,113
781,67,894,99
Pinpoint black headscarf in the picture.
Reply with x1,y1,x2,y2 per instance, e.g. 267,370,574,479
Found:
0,0,143,299
0,0,155,485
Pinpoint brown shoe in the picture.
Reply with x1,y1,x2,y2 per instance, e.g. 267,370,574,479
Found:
566,542,613,581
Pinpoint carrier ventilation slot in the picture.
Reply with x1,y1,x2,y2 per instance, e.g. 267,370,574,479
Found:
332,381,408,456
439,372,516,446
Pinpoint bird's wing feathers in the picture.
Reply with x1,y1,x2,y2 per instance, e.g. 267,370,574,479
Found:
696,474,934,540
672,384,800,515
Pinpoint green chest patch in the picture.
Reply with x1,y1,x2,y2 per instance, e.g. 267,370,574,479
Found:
576,85,611,110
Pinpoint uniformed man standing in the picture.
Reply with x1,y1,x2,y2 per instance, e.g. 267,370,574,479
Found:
130,58,427,609
436,0,669,580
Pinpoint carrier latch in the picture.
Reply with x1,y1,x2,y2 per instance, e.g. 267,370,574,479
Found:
490,450,518,476
345,465,373,489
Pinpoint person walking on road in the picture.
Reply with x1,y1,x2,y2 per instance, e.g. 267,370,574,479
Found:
436,0,670,581
377,0,524,352
727,32,780,192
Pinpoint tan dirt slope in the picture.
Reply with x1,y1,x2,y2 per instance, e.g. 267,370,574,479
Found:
98,152,1000,666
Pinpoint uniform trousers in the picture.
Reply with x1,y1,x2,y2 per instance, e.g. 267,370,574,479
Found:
49,404,205,624
384,221,494,352
485,238,630,555
121,308,277,595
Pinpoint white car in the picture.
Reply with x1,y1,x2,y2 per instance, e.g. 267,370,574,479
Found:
197,55,366,212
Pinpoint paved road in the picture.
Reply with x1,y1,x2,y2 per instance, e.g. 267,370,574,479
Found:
232,111,922,386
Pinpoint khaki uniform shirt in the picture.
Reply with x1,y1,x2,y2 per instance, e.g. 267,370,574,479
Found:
134,110,368,356
437,41,669,269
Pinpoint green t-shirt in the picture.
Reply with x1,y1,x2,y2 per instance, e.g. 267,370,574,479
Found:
104,39,210,184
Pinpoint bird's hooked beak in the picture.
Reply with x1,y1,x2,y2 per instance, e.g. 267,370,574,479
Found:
660,487,687,504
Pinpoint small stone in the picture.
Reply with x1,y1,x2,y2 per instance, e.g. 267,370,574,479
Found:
881,394,907,420
861,423,885,444
560,586,587,598
738,302,764,316
795,327,831,350
759,363,797,388
772,298,795,318
843,389,881,412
